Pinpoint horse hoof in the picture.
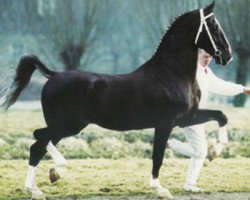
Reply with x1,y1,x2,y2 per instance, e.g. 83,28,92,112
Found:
29,186,46,200
49,168,61,183
32,193,46,200
158,188,174,199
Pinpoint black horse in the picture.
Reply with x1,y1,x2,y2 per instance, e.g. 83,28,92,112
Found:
1,2,232,199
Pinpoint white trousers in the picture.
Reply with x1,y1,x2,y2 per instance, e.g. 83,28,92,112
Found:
168,124,207,186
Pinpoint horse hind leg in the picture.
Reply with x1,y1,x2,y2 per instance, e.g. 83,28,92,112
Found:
25,128,68,199
46,121,88,182
25,120,87,199
25,128,50,200
34,127,68,183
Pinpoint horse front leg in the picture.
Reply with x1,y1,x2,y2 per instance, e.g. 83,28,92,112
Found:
179,109,228,143
178,109,229,159
150,123,174,199
178,109,228,128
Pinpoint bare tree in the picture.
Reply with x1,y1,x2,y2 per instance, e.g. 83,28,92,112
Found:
25,0,109,70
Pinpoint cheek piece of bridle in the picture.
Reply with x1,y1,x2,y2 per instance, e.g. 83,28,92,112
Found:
195,9,223,63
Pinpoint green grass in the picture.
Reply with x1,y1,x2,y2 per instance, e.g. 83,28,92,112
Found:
0,158,249,199
0,106,250,199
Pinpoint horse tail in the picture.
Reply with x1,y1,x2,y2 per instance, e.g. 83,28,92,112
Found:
0,55,56,110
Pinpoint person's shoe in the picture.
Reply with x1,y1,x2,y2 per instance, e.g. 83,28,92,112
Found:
208,142,225,162
183,184,202,192
207,143,217,162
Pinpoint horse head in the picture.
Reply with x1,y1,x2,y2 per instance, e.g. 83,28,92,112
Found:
195,1,232,66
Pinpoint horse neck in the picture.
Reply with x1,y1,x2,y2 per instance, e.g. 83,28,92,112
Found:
151,26,198,82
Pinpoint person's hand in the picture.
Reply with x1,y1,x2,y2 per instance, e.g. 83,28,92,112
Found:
244,87,250,95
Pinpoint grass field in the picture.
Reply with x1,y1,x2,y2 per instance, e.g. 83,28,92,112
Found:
0,106,250,199
0,158,249,199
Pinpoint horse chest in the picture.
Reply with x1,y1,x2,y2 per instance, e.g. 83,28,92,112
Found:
182,82,201,115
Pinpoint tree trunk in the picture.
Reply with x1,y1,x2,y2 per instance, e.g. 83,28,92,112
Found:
233,49,249,107
112,52,119,74
60,44,84,70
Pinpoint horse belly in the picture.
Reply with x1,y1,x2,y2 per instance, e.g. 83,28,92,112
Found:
93,115,155,131
89,104,174,131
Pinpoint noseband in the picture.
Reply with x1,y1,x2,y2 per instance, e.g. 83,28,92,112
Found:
195,9,221,57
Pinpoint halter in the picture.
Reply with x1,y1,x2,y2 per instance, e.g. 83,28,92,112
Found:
195,9,221,57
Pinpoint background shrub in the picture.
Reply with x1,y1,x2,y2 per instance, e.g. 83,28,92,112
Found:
0,109,250,160
57,137,90,159
128,140,152,158
90,137,129,159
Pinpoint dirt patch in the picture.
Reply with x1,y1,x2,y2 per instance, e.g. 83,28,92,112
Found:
172,192,250,200
56,193,250,200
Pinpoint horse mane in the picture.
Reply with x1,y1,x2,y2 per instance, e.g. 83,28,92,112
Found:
153,10,197,57
167,11,190,32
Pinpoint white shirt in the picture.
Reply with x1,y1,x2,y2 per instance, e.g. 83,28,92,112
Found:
196,63,245,108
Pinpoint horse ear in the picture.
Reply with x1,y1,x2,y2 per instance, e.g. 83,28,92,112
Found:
204,1,215,14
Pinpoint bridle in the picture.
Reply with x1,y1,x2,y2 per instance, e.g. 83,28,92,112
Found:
195,9,222,57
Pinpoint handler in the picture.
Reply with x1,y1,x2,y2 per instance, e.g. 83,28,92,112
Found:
168,49,250,192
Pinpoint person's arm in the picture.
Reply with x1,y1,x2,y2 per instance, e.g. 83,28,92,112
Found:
207,68,247,96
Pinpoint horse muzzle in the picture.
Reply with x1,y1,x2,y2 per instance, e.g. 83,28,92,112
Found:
214,53,233,66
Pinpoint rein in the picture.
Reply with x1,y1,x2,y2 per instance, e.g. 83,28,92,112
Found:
195,9,222,61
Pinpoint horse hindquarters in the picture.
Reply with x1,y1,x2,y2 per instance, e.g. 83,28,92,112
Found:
41,74,90,136
26,77,90,199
